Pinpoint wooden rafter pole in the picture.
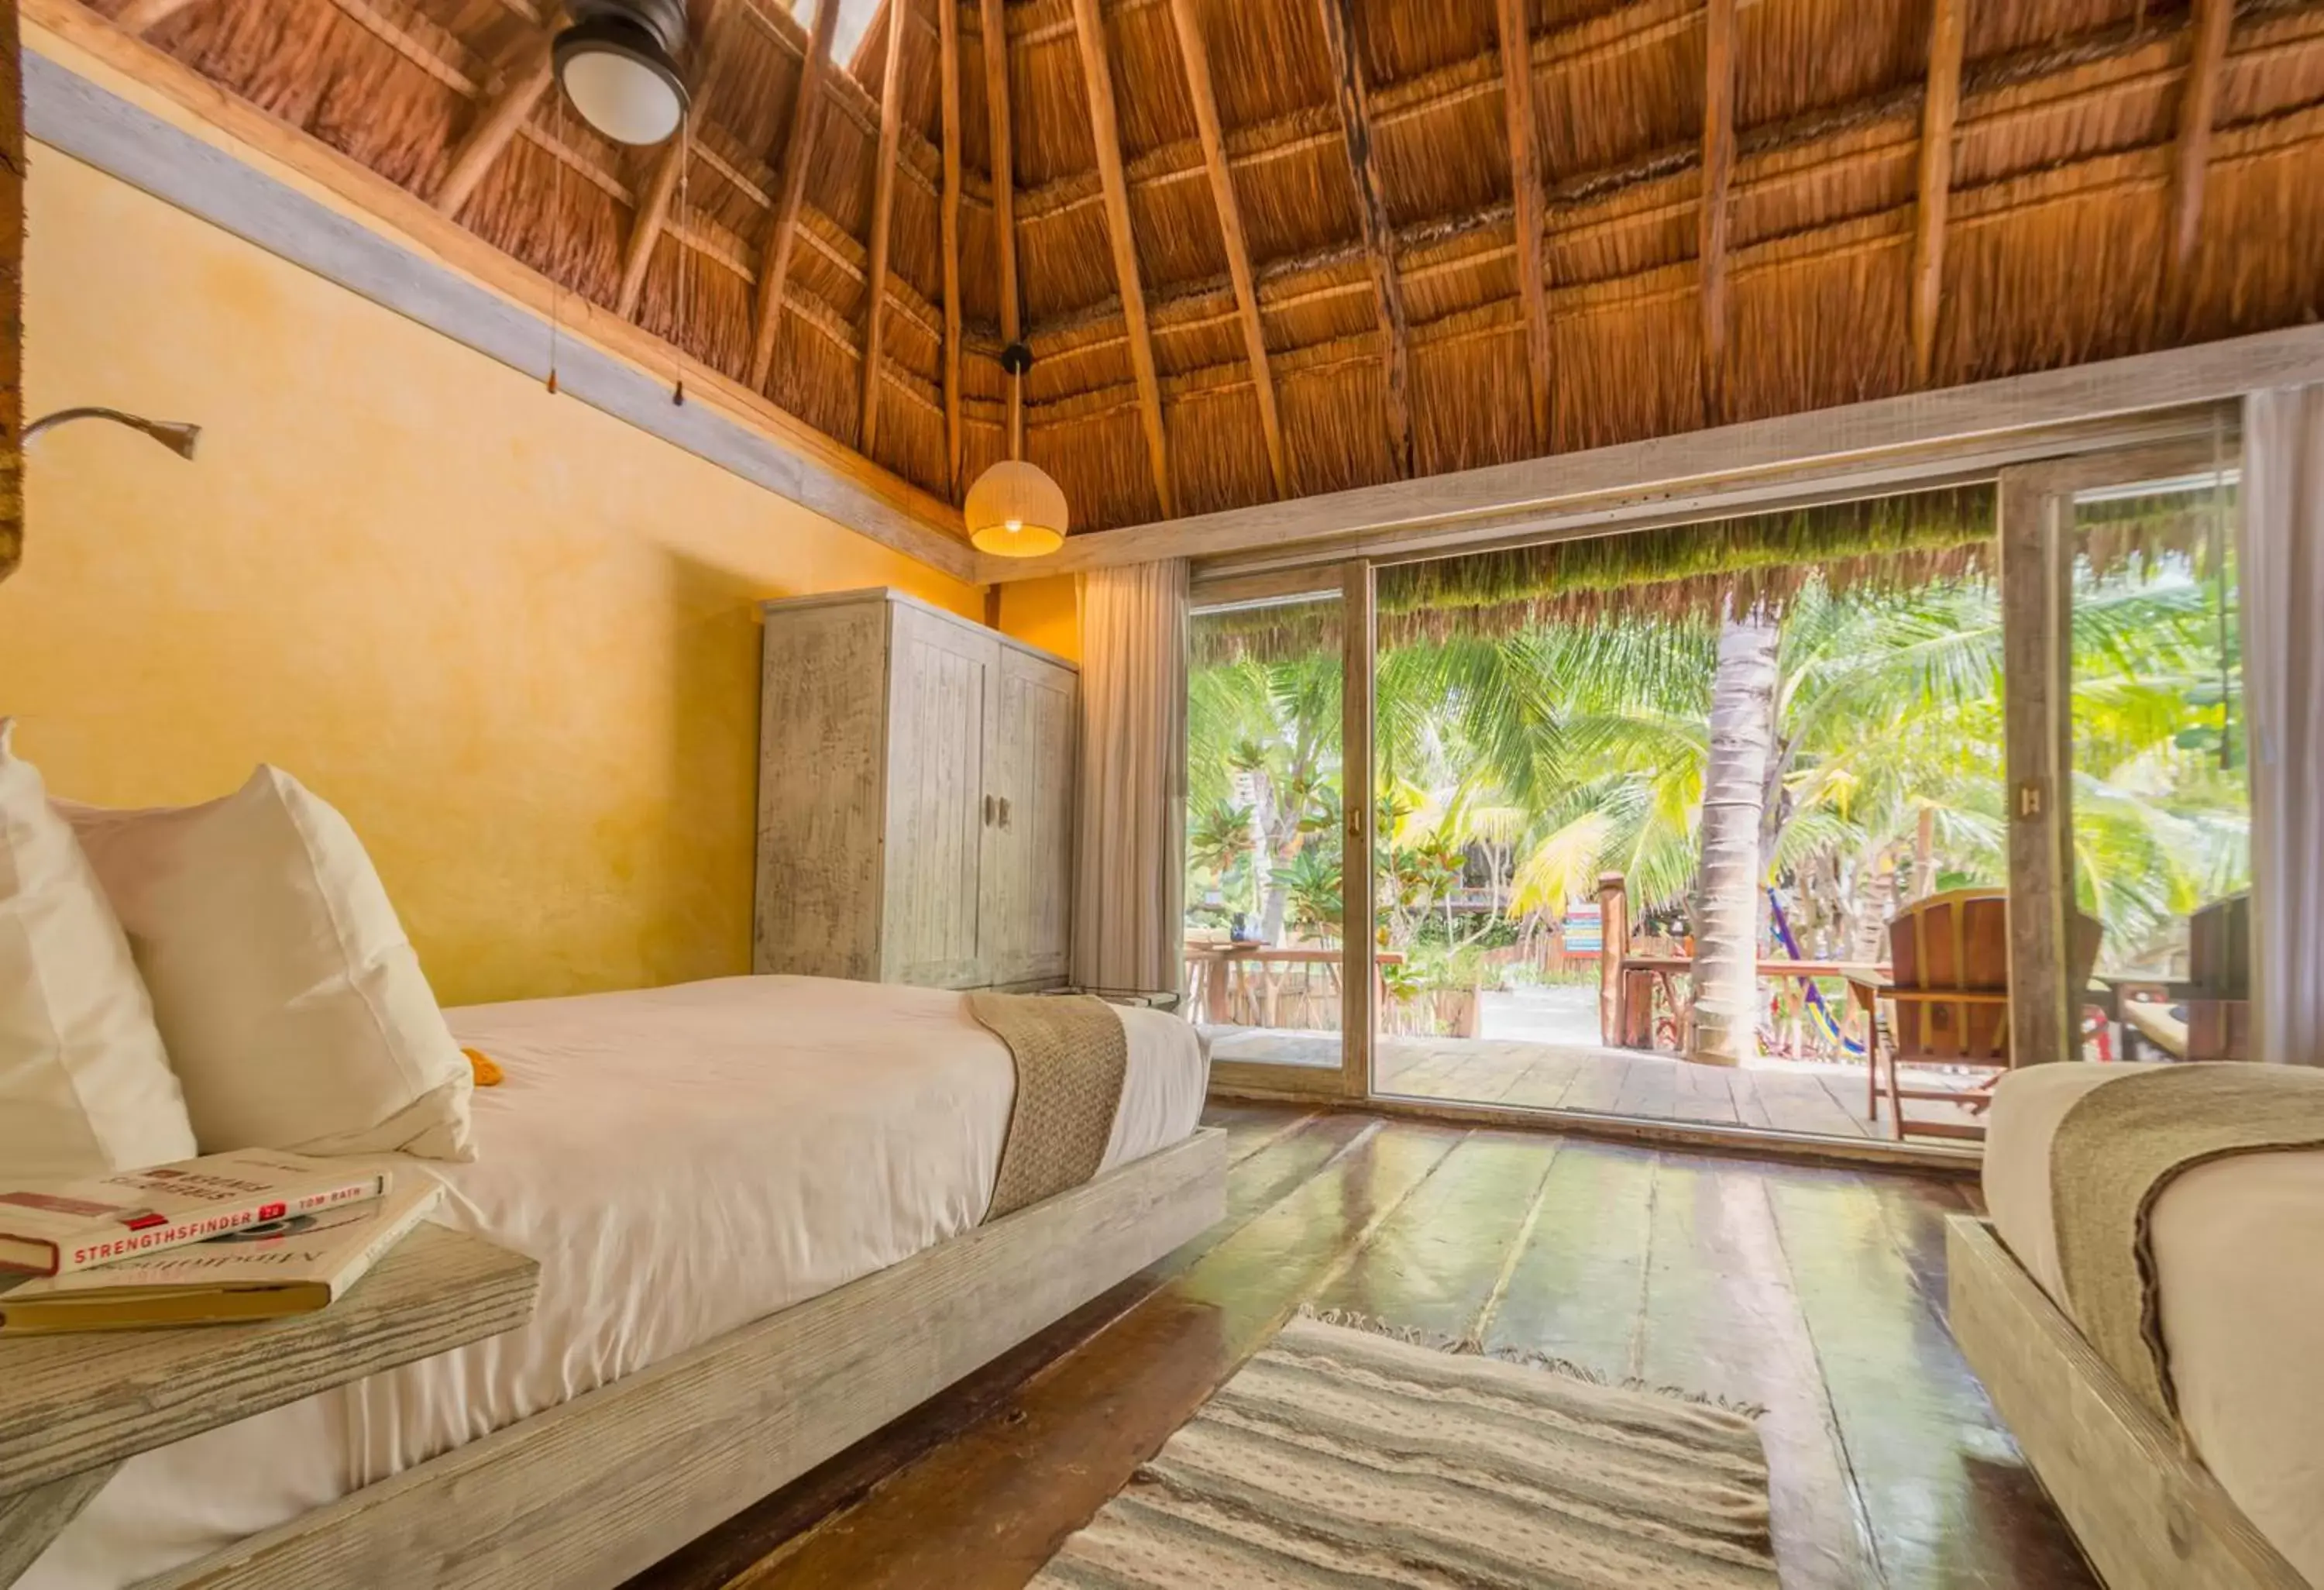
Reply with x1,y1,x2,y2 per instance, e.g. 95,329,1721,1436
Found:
860,0,912,455
1909,0,1963,386
939,0,964,494
1167,0,1287,499
748,0,840,391
434,34,556,219
1071,0,1174,517
2167,0,2235,300
612,0,731,322
614,143,686,318
1697,0,1737,423
1494,0,1552,453
112,0,202,33
1316,0,1411,478
979,0,1023,455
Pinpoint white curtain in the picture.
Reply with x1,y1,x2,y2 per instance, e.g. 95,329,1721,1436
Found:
1072,559,1188,994
2240,386,2324,1064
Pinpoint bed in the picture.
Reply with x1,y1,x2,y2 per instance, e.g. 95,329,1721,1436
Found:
1951,1062,2322,1590
22,975,1221,1590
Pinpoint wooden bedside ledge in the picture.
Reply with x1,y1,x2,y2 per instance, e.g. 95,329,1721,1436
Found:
0,1223,538,1586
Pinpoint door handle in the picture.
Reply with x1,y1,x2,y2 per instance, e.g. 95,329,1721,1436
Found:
984,794,996,827
998,797,1012,830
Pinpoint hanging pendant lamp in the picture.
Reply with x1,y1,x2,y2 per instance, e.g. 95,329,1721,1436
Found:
555,0,690,146
966,342,1066,558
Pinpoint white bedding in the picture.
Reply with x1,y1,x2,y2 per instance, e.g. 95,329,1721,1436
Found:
27,976,1208,1590
1985,1062,2324,1585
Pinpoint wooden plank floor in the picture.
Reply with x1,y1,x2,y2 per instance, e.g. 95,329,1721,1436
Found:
627,1106,2093,1590
1210,1027,1989,1140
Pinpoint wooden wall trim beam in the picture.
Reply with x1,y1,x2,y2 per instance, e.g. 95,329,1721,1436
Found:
1070,0,1174,517
939,0,964,494
859,0,912,456
1495,0,1552,453
748,0,839,391
976,322,2321,580
2168,0,2235,291
1697,0,1736,423
1167,0,1287,499
1316,0,1411,478
1909,0,1963,386
15,22,974,580
431,34,554,219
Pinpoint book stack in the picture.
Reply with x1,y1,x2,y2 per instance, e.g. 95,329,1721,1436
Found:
0,1148,441,1334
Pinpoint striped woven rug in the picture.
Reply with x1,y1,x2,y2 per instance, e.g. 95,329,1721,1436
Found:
1032,1313,1777,1588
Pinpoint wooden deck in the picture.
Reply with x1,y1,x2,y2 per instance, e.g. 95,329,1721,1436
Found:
632,1105,2092,1590
1207,1028,1988,1140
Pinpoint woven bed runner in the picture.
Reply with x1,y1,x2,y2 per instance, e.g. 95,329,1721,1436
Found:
2051,1062,2324,1421
969,992,1129,1223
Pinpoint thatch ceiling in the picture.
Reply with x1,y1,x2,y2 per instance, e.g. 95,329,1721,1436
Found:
78,0,2324,537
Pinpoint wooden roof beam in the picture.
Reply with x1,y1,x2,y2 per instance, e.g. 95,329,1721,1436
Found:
1697,0,1736,423
940,0,964,495
433,34,555,219
979,0,1025,465
1495,0,1552,453
1071,0,1174,518
1168,0,1287,499
1316,0,1412,478
113,0,202,34
1910,0,1964,386
860,0,913,456
748,0,840,391
2168,0,2235,301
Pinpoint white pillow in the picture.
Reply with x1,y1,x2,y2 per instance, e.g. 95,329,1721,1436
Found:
0,721,198,1178
62,767,475,1162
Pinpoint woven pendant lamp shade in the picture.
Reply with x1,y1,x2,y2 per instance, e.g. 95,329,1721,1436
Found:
967,459,1067,556
968,341,1065,558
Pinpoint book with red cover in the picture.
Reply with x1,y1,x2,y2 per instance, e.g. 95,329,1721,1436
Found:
0,1149,390,1276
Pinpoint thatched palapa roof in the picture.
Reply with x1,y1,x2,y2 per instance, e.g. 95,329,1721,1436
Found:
72,0,2324,538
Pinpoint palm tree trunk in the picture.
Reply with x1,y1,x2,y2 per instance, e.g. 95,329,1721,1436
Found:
1848,846,1899,962
1690,611,1782,1067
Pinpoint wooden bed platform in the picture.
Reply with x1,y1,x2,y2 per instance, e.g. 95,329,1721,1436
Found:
1945,1214,2305,1590
146,1127,1227,1590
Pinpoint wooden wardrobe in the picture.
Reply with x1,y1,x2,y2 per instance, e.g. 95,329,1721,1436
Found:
753,588,1078,990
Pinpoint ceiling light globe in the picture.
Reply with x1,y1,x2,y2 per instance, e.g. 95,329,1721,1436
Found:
966,459,1067,558
555,11,689,146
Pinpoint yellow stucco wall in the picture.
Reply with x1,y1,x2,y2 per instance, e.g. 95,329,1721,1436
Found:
995,574,1082,663
0,148,982,1007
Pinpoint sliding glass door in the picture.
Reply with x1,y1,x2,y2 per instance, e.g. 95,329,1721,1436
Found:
1183,586,1356,1098
1184,426,2247,1141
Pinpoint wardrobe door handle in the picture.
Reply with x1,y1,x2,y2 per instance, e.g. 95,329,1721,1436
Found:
998,797,1012,830
984,794,996,827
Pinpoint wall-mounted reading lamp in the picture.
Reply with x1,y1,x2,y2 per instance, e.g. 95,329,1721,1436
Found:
23,408,202,459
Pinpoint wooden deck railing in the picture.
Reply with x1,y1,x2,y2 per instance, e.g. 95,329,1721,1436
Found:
1182,944,1404,1031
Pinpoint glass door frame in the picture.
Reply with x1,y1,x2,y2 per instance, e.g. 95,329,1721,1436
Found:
1186,563,1373,1104
1997,430,2241,1068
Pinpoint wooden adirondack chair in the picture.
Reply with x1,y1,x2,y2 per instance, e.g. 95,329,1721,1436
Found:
1848,889,2102,1142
